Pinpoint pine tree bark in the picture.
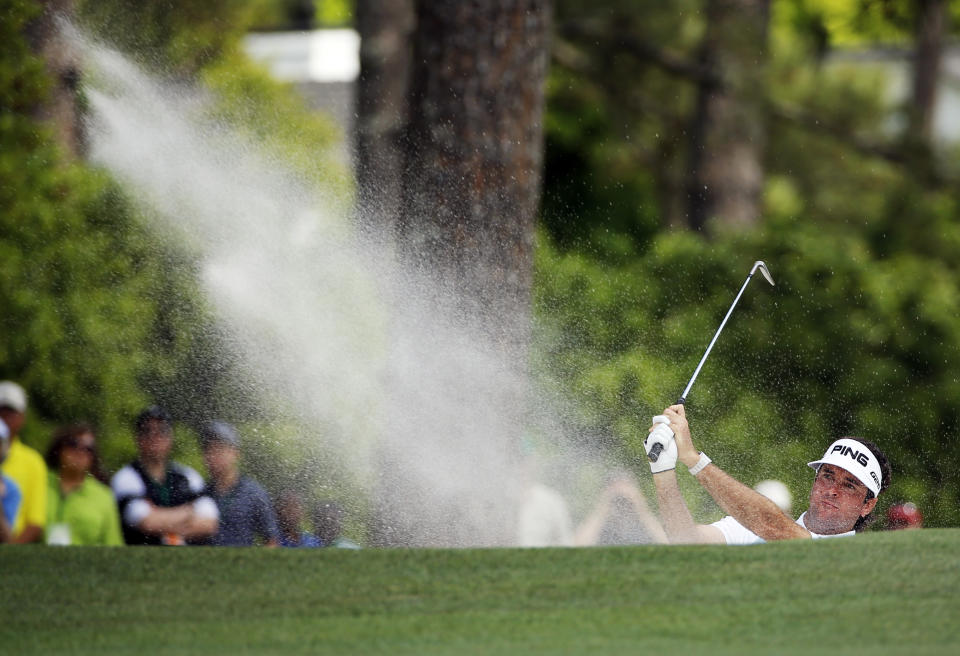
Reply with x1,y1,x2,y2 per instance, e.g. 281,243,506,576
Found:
686,0,769,231
355,0,415,233
910,0,948,144
25,0,84,158
398,0,550,348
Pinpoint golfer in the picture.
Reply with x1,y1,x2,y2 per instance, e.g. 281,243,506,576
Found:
645,404,890,544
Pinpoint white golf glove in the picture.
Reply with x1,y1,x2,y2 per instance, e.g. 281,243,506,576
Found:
645,415,678,473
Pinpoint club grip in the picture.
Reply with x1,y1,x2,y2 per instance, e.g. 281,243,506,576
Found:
648,442,664,462
648,398,684,460
647,415,672,463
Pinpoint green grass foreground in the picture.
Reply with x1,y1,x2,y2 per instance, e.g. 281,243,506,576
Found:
3,529,958,655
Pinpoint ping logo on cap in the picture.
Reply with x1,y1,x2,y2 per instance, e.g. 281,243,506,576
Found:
830,443,870,468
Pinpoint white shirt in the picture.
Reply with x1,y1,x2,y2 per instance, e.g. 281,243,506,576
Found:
710,511,855,545
517,483,574,547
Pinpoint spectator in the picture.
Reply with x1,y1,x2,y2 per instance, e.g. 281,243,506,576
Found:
0,381,47,543
517,482,574,547
1,418,22,543
44,424,124,546
516,454,574,547
574,471,668,545
887,502,923,530
111,406,218,545
276,490,321,547
199,421,279,546
313,500,361,549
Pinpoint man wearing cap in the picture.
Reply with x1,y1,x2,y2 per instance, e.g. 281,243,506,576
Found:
0,381,47,543
646,404,890,544
0,418,23,543
111,406,219,545
199,421,280,547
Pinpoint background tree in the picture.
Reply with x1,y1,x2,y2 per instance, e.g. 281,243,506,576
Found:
910,0,948,144
686,0,770,231
354,0,414,234
397,0,552,351
3,0,345,471
25,0,83,157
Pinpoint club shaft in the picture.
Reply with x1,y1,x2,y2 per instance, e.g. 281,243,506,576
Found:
678,270,757,402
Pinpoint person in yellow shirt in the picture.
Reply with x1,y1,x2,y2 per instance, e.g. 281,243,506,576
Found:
0,381,48,543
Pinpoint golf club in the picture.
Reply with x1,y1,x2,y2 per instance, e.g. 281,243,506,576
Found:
648,260,775,462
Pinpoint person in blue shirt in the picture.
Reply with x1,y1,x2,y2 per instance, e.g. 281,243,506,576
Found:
275,489,321,547
0,417,23,543
200,422,280,547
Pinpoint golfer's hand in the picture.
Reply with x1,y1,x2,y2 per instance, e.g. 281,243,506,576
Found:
662,405,699,468
645,415,678,473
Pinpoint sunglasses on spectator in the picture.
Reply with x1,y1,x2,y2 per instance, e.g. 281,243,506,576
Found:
65,439,95,454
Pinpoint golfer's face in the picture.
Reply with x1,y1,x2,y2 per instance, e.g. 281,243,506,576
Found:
807,464,872,531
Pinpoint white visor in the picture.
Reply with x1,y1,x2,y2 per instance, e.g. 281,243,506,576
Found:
807,438,882,497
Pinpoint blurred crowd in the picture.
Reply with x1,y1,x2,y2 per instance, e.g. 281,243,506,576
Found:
0,379,924,548
0,381,360,548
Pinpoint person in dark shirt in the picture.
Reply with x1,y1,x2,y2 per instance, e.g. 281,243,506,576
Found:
275,489,321,547
313,500,361,549
200,421,279,547
111,406,219,545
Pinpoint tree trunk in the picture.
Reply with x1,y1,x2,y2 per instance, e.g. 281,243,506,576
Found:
398,0,550,348
354,0,415,233
686,0,769,231
25,0,83,159
910,0,947,144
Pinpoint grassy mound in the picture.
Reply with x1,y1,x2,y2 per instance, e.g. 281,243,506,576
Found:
4,529,958,654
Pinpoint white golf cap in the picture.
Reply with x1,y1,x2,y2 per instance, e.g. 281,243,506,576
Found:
0,381,27,413
808,438,882,497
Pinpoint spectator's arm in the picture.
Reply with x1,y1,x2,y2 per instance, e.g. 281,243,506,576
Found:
617,481,669,544
138,504,195,535
14,524,44,544
14,457,47,543
178,496,218,539
0,516,11,543
103,500,125,546
573,487,615,546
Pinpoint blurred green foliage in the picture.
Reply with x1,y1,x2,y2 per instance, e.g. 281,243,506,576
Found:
2,0,345,479
537,0,960,527
1,2,215,468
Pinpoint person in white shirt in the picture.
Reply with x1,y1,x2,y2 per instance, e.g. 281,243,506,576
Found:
644,404,890,545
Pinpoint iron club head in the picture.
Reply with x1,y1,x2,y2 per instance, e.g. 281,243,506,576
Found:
753,260,775,286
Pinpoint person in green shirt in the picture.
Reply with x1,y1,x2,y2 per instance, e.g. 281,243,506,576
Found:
44,424,123,546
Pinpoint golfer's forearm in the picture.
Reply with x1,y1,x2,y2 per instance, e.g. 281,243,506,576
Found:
653,472,702,543
694,465,808,540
